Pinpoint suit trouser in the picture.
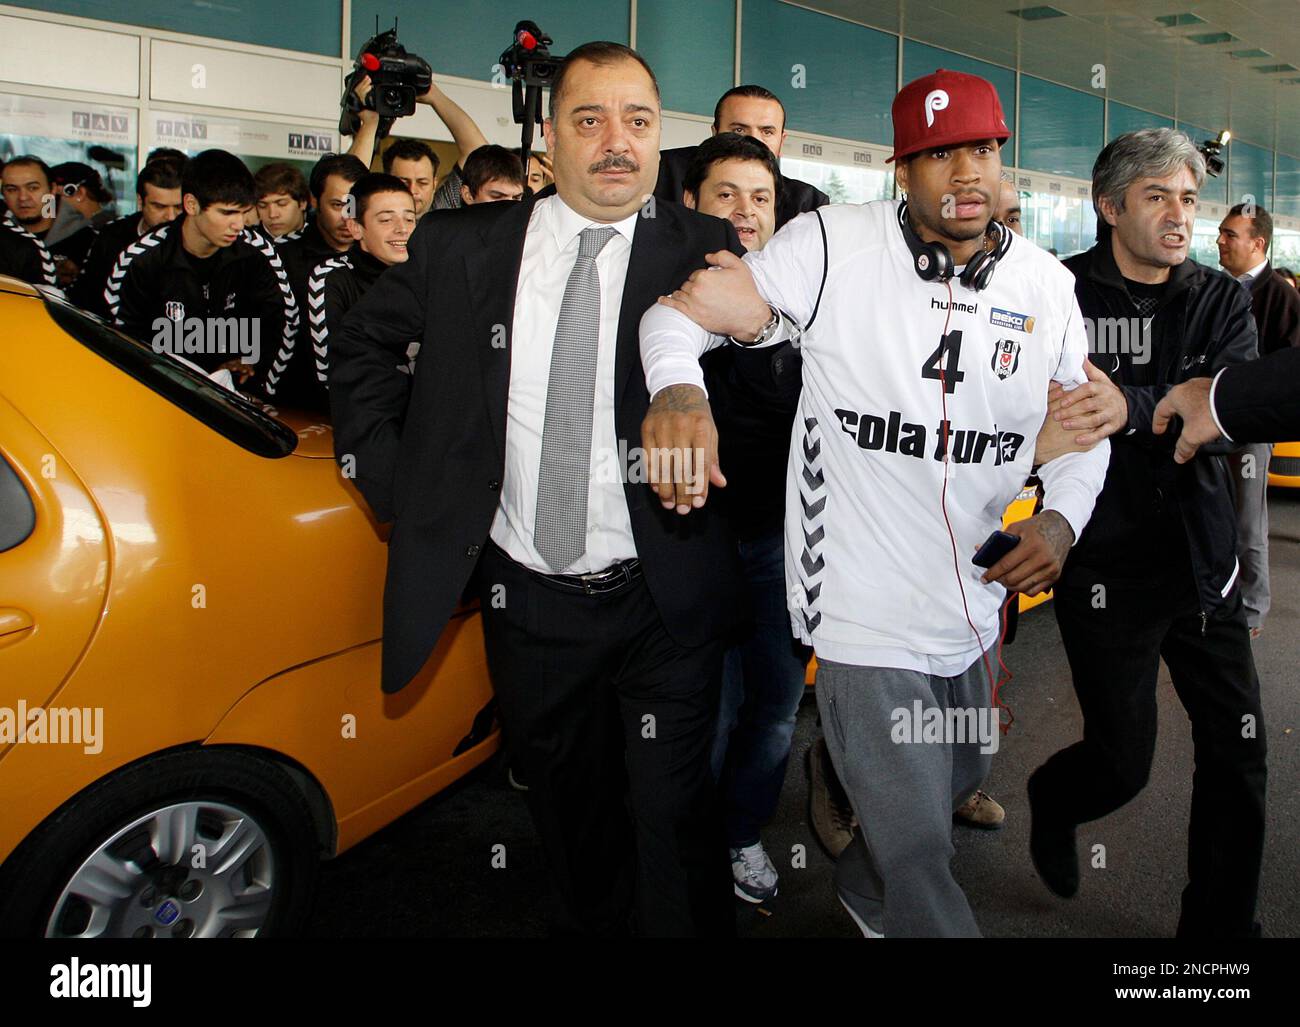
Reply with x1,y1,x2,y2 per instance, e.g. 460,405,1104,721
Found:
1032,571,1268,937
815,657,993,938
1230,443,1272,629
477,543,733,937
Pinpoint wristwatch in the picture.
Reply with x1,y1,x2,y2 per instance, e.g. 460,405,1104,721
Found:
731,305,780,346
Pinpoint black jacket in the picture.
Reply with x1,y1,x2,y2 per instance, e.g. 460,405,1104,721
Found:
655,145,829,231
105,216,299,398
1245,261,1300,355
705,339,802,539
300,245,394,413
1062,238,1259,617
1215,346,1300,441
330,194,748,693
276,219,350,408
69,211,143,317
0,216,55,286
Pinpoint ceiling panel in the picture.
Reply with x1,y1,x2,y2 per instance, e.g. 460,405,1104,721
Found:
788,0,1300,152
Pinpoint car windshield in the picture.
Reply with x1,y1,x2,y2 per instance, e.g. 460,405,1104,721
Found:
41,292,298,459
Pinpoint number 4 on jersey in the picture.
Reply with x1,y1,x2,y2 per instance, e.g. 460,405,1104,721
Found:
921,329,964,393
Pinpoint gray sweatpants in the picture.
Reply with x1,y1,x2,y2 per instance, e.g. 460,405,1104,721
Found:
815,657,994,938
1230,443,1272,630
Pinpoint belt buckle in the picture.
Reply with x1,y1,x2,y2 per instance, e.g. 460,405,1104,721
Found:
579,561,627,595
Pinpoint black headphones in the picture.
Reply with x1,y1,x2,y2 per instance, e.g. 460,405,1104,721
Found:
897,200,1011,291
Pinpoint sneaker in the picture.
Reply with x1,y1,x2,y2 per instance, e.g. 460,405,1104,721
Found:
837,891,885,938
954,789,1006,830
808,736,856,859
730,841,778,903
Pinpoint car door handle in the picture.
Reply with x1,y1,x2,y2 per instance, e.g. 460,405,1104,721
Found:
0,607,34,647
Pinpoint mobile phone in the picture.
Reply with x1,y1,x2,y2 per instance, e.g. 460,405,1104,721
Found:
972,530,1021,569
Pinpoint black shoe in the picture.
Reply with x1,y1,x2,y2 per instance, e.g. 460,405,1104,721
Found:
1027,773,1078,899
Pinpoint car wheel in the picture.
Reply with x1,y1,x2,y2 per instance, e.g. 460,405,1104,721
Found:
0,749,321,938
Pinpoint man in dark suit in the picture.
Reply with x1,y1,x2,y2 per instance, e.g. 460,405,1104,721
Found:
654,85,829,231
329,41,746,937
1217,203,1300,635
1154,347,1300,458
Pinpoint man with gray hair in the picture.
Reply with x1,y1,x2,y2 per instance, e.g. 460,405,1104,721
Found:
1028,128,1268,937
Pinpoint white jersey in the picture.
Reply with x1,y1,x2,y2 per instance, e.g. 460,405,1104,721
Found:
641,198,1109,675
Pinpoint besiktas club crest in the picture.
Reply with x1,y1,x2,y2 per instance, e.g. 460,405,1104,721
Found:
991,338,1020,380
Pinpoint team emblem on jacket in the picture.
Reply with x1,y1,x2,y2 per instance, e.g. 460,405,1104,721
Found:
164,301,185,321
991,338,1020,379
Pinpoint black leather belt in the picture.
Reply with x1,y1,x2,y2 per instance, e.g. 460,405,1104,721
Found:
535,557,642,595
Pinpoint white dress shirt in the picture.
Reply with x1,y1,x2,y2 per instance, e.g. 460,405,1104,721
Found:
490,194,640,574
1236,257,1268,285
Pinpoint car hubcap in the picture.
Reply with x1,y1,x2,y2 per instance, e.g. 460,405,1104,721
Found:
45,800,276,938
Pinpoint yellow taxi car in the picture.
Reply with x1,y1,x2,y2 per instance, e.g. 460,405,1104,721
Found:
0,277,498,937
1268,441,1300,488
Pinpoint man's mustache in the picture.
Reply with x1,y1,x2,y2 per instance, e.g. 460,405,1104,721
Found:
589,155,640,174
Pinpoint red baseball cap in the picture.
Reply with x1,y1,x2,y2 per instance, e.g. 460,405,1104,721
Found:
888,69,1010,163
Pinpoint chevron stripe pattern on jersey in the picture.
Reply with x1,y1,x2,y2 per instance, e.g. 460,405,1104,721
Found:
3,213,57,286
796,415,827,634
240,227,299,397
103,220,170,321
306,255,351,383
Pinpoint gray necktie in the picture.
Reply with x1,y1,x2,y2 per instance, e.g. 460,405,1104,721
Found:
534,225,618,572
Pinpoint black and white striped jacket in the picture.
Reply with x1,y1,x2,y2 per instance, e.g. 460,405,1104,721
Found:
1,213,57,287
299,245,400,413
104,215,299,398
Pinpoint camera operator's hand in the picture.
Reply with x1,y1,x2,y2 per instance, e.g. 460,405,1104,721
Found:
354,75,379,127
345,73,381,164
415,80,488,168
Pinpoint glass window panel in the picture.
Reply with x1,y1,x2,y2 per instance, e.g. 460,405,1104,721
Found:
1019,189,1096,259
779,157,891,205
741,0,896,144
1107,103,1173,142
6,0,340,57
1274,154,1300,220
637,0,733,118
1229,140,1273,212
1019,76,1103,180
0,92,138,214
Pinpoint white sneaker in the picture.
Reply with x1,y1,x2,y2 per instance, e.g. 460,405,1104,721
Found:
730,841,778,903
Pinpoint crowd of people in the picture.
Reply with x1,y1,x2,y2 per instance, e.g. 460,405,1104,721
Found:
1,40,1295,939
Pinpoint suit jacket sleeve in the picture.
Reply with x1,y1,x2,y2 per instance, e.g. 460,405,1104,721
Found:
1214,347,1300,442
1122,279,1258,449
329,228,433,523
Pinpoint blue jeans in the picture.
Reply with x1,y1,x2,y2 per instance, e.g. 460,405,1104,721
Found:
712,529,812,848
